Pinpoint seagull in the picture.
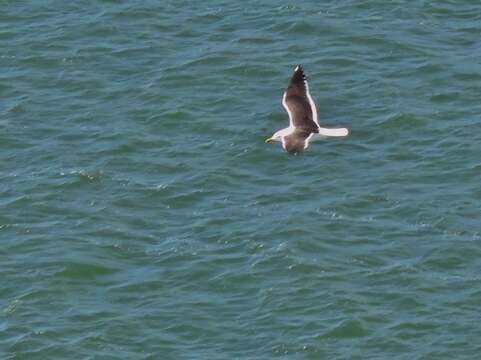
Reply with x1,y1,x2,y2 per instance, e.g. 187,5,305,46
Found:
265,65,349,153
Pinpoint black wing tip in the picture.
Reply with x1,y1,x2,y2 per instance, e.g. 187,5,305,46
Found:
292,64,306,81
294,64,304,73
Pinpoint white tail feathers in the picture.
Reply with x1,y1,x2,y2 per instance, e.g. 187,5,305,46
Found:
317,127,350,137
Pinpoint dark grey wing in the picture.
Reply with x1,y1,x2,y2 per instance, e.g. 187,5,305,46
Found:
282,65,319,132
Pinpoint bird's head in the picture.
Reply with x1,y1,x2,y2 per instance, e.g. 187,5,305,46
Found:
265,134,278,144
265,128,289,144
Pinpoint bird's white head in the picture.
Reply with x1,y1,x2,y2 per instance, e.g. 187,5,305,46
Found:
265,127,291,144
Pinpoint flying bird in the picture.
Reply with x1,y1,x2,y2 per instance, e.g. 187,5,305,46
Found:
265,65,349,153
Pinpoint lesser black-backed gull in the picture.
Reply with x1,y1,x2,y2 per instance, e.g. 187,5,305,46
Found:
266,65,349,153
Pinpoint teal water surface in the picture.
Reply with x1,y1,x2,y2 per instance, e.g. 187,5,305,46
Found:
2,1,481,358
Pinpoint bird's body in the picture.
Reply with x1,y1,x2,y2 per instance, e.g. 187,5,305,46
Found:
266,65,349,153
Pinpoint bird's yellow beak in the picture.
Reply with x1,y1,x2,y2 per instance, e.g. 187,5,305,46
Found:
265,137,273,144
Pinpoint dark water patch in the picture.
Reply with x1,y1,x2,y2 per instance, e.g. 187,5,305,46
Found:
429,3,481,20
111,6,164,21
342,34,391,47
430,92,461,103
56,261,119,280
183,54,234,68
173,28,204,39
61,170,105,184
190,11,224,25
319,56,358,67
285,21,321,35
83,23,120,38
17,55,62,69
237,36,274,45
453,71,481,82
160,110,194,124
378,113,428,129
111,46,156,58
163,189,214,209
322,319,368,339
416,62,446,75
0,30,17,40
457,25,481,34
224,64,280,78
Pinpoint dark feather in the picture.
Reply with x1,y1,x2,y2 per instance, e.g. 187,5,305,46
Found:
283,65,319,132
282,128,311,154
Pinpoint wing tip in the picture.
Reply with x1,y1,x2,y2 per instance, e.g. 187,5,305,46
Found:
294,64,305,76
292,64,306,83
317,127,351,137
336,127,351,137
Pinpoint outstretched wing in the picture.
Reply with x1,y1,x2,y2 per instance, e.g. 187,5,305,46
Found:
282,65,320,132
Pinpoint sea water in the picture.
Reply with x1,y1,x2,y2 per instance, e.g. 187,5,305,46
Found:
2,1,481,358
